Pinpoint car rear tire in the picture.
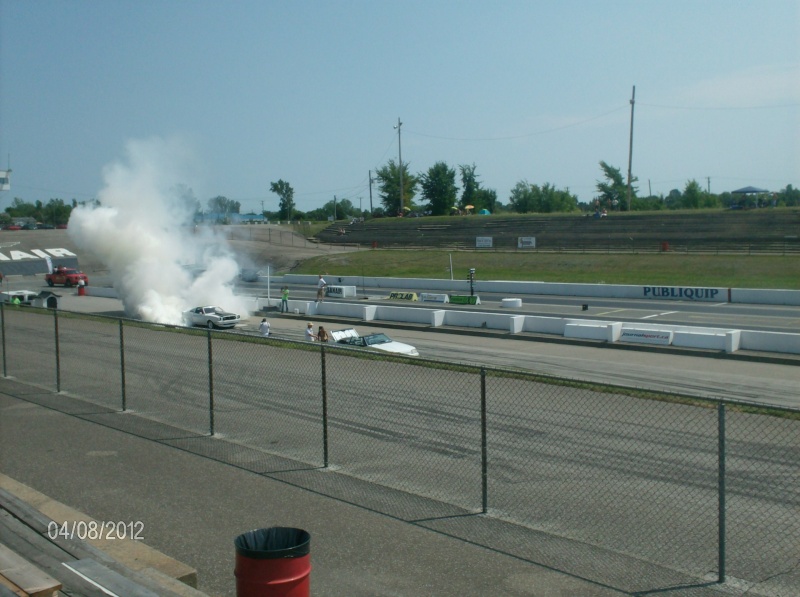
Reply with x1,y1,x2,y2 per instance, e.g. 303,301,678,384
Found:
65,280,72,287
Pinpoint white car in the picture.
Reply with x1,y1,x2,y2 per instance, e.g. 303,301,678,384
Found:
183,306,241,329
330,328,419,356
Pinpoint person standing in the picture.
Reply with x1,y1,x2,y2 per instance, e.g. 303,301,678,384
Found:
280,286,290,313
316,274,327,303
258,318,271,337
305,322,317,341
317,326,329,343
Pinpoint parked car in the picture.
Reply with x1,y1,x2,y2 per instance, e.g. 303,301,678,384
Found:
37,223,55,229
182,306,241,329
330,328,419,356
3,224,21,231
21,223,38,230
45,267,89,287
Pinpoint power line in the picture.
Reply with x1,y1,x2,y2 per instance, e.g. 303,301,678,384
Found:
405,105,628,141
638,101,800,111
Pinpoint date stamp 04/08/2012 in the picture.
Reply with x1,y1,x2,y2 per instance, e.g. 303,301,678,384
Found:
47,520,145,541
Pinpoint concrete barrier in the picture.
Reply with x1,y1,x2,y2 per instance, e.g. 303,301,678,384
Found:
731,288,800,306
523,316,567,335
419,293,449,303
442,310,513,330
326,285,357,298
374,305,436,325
739,330,800,354
564,321,622,342
619,328,673,345
500,298,522,308
673,330,728,351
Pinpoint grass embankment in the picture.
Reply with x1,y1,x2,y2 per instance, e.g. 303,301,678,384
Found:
293,251,800,289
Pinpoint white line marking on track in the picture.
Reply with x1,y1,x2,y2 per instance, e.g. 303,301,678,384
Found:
641,311,677,319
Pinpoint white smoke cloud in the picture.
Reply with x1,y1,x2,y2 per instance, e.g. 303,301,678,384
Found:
68,136,251,324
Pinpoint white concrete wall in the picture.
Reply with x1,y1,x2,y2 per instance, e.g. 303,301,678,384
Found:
731,288,800,306
442,310,514,330
282,275,741,304
740,330,800,354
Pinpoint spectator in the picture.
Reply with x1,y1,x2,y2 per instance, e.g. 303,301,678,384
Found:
317,326,329,343
316,274,327,303
258,318,271,337
280,286,290,313
305,322,317,341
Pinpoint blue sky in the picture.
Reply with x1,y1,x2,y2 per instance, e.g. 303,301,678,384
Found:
1,0,798,214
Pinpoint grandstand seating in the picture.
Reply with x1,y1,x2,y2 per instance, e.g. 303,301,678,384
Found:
315,209,800,253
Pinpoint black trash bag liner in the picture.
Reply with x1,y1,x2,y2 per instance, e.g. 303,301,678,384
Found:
235,527,311,559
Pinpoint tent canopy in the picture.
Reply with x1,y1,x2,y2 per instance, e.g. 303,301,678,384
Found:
732,186,769,194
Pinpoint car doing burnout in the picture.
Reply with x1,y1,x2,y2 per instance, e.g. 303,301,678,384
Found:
183,306,241,329
45,267,89,287
330,328,419,356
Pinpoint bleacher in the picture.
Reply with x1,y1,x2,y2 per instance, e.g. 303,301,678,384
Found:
316,209,800,253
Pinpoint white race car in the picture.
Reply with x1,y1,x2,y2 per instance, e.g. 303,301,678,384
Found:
183,306,241,329
330,328,419,356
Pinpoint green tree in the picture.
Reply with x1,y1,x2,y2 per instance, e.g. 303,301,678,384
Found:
420,162,457,216
376,159,418,214
474,188,498,214
680,180,703,209
778,184,800,206
270,180,296,221
458,163,480,210
324,197,356,220
508,181,577,214
596,161,637,211
509,181,535,213
172,184,200,220
206,196,240,217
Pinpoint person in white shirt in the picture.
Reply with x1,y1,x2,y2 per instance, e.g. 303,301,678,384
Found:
305,322,317,341
316,274,327,302
259,318,270,337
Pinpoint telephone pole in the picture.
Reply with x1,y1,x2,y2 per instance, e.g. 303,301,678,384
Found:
626,85,636,212
394,118,403,212
369,170,375,214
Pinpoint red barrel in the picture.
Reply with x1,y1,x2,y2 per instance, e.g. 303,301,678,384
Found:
77,285,86,296
235,527,311,597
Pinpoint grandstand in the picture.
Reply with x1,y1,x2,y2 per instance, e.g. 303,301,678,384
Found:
315,209,800,254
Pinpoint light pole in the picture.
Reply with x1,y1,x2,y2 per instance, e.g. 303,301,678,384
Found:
394,118,403,212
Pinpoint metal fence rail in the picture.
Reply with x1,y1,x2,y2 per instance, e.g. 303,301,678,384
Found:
2,304,798,595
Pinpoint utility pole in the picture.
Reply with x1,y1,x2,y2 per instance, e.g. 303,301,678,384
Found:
626,85,636,212
368,170,375,214
394,118,403,212
333,195,337,221
707,177,711,194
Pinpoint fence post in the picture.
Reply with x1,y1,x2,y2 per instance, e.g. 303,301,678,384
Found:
208,329,214,436
54,308,61,393
717,403,727,583
321,345,329,468
1,303,6,377
119,320,127,411
481,367,488,514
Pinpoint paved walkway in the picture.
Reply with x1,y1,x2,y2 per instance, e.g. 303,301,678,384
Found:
0,379,625,597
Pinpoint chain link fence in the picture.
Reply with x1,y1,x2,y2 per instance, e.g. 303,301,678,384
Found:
2,303,798,595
